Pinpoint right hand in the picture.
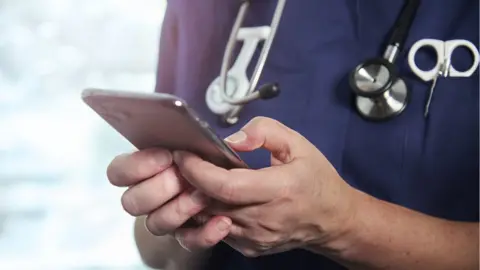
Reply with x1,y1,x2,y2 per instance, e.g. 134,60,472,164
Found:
107,148,233,251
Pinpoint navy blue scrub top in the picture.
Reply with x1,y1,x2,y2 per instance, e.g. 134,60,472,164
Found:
155,1,479,269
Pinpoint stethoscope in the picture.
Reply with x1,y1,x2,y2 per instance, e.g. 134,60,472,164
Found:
206,0,286,125
349,0,421,121
206,0,480,125
350,0,478,120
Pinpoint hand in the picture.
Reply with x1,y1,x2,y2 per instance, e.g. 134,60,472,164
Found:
106,148,233,251
173,117,361,257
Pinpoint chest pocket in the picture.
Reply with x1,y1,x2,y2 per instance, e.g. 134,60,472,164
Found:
342,0,479,221
234,0,362,169
412,55,479,220
402,1,479,220
244,0,360,72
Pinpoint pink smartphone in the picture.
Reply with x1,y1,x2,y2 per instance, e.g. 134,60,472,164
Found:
81,88,247,169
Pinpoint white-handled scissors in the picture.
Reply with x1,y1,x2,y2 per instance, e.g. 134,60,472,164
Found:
408,39,480,117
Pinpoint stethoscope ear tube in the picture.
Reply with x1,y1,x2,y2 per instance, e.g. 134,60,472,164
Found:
387,0,421,52
219,1,250,105
215,0,287,125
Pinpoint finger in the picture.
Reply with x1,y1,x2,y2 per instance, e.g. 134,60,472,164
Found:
107,148,173,187
121,166,189,216
192,212,213,225
145,189,211,236
174,216,232,252
224,117,302,163
227,223,246,239
174,151,283,204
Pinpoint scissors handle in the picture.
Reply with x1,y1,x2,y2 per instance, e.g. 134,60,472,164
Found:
408,39,480,82
446,40,480,78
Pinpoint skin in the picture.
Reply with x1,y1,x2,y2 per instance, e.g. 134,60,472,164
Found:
132,216,211,270
107,117,479,270
107,149,228,269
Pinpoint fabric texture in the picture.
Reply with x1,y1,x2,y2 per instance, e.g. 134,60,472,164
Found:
154,1,479,269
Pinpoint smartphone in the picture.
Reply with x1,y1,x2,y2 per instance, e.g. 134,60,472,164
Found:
81,88,247,169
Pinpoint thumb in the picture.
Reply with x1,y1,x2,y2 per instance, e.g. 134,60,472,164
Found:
224,117,299,163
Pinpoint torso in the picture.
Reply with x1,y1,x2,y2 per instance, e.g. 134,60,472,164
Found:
156,1,479,269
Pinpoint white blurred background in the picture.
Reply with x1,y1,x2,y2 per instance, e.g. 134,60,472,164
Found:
0,0,167,269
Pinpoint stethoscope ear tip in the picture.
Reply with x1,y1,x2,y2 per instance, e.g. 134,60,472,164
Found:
258,82,281,100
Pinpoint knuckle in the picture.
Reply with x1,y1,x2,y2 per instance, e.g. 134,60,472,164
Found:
247,231,282,251
248,117,289,139
250,236,266,248
174,196,186,217
251,116,271,124
160,167,181,195
247,117,274,132
144,148,171,168
241,248,260,258
218,181,237,203
257,235,281,248
250,116,268,123
176,194,202,218
123,149,172,183
252,116,280,128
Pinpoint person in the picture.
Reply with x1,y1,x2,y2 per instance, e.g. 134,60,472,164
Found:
106,1,479,269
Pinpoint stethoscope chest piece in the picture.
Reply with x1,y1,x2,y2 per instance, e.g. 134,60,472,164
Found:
349,58,409,121
205,0,287,126
206,73,247,115
348,0,420,122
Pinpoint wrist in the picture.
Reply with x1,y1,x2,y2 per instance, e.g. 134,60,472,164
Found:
305,184,374,259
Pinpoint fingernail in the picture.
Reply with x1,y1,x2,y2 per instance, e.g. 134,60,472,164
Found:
191,190,209,204
174,232,191,252
216,218,231,232
225,131,247,143
156,149,172,166
173,151,184,163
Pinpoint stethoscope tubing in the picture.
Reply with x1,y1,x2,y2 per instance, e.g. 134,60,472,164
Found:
212,0,478,125
219,1,249,105
219,0,287,106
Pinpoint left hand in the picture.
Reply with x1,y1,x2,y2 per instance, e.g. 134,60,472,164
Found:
173,117,362,257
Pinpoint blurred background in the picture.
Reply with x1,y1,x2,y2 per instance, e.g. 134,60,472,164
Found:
0,0,167,269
